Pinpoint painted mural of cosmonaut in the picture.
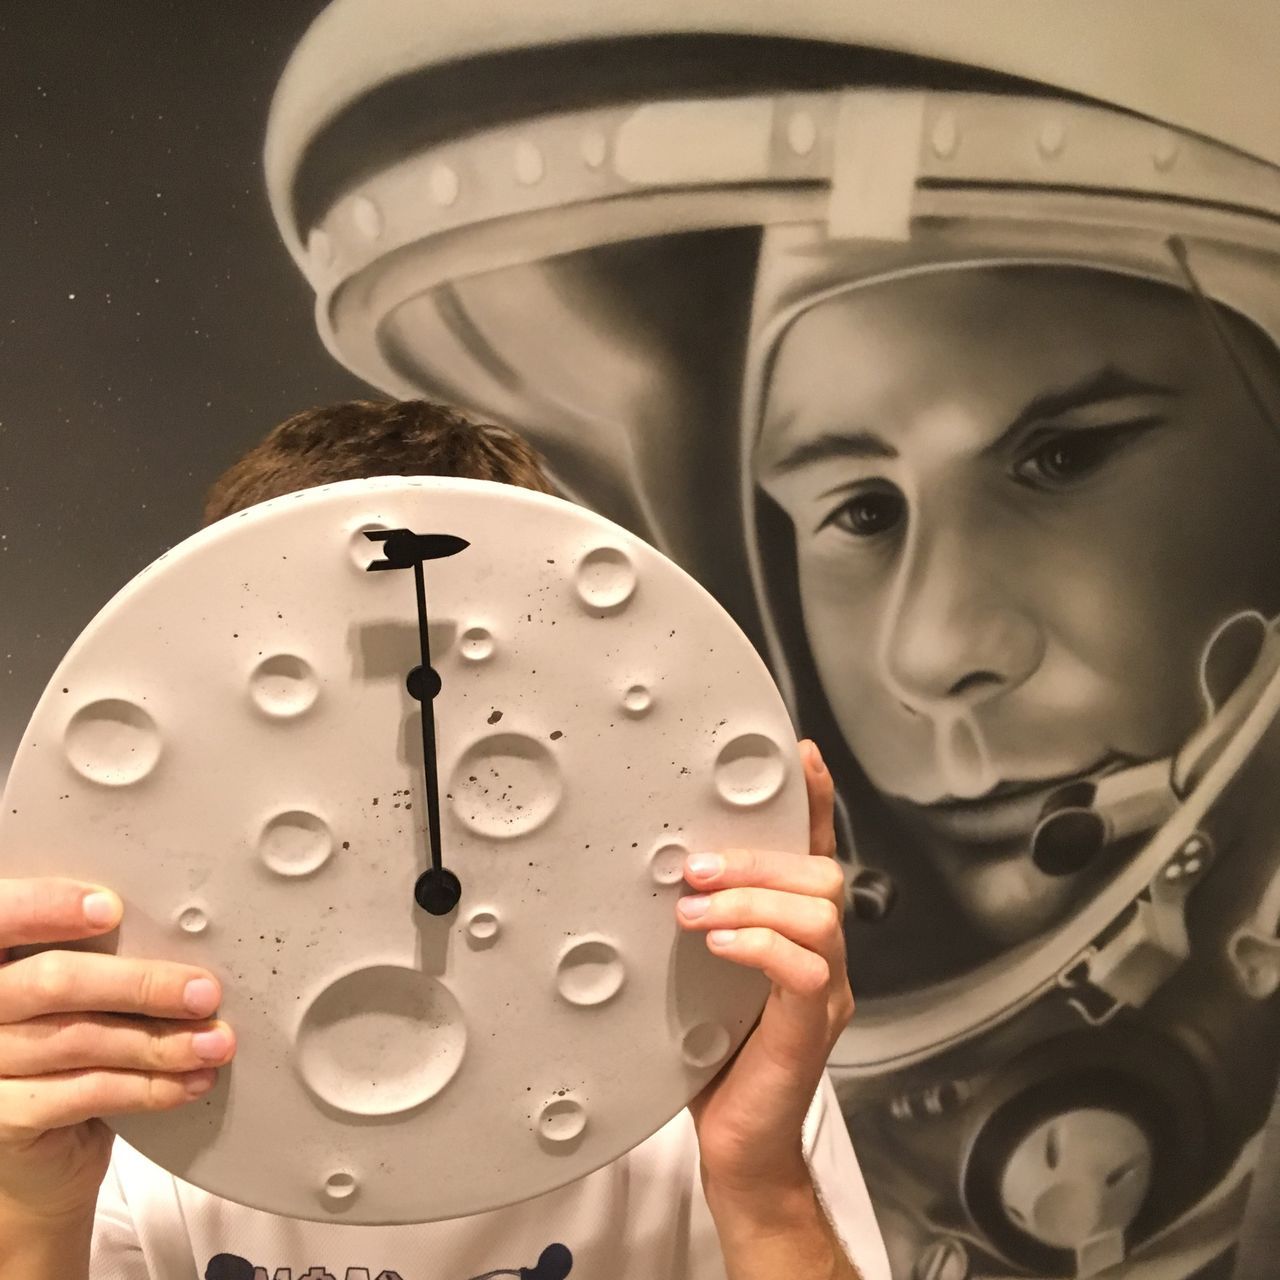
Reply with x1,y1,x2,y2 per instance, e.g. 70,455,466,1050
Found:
262,3,1280,1276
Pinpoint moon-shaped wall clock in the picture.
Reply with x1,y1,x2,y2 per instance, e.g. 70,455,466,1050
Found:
1,477,808,1224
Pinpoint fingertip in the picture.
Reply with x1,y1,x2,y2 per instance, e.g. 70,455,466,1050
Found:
184,978,221,1017
83,889,122,929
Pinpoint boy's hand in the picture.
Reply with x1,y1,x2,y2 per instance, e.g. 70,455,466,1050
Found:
0,878,236,1223
680,740,853,1195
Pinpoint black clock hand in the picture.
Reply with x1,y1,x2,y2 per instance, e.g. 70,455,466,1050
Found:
367,528,469,915
409,553,444,878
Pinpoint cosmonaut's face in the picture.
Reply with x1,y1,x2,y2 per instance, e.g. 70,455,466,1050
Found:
756,265,1280,862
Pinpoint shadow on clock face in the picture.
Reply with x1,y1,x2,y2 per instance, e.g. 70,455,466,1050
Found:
351,619,458,684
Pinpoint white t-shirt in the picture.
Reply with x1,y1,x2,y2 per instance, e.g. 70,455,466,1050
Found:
91,1072,890,1280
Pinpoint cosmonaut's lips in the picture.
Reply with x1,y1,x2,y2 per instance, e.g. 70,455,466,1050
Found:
893,754,1135,846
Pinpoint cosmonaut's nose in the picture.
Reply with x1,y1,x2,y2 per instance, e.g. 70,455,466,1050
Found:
878,499,1044,713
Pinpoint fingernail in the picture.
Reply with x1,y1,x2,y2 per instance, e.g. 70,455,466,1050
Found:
83,891,121,928
185,1069,217,1096
184,979,220,1016
678,895,709,919
708,930,738,947
192,1028,230,1061
687,854,723,878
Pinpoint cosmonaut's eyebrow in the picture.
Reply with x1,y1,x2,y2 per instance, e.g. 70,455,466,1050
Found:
767,429,898,474
765,366,1176,474
981,365,1178,457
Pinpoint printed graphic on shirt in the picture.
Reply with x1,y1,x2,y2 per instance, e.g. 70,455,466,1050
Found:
201,1241,574,1279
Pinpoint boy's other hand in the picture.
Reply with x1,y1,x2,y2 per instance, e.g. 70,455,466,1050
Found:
680,740,854,1196
0,877,235,1224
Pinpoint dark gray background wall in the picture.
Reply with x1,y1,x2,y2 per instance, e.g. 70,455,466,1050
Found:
0,3,367,779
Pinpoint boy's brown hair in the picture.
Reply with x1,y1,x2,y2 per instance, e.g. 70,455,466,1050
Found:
202,399,556,524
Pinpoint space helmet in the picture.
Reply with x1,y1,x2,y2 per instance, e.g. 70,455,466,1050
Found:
265,4,1280,1274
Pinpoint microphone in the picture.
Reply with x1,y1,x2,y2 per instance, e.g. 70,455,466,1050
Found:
521,1242,574,1279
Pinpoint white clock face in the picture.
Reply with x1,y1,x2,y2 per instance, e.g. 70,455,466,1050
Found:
1,476,808,1224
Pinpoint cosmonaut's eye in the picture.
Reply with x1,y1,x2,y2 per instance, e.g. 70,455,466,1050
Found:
820,484,907,538
1013,416,1165,489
